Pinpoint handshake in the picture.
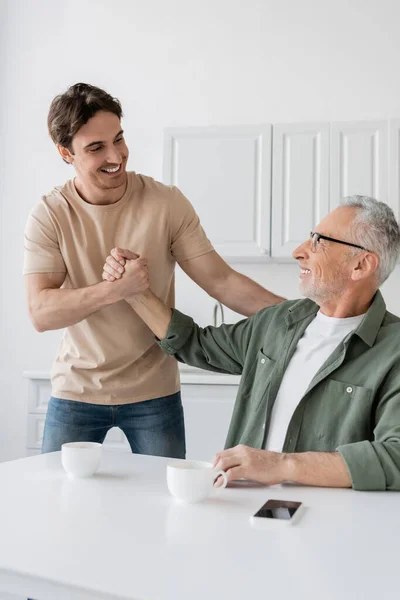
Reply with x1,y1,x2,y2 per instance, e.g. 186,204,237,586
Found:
102,247,150,301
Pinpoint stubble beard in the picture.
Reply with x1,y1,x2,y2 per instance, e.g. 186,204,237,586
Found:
95,167,127,191
299,272,349,306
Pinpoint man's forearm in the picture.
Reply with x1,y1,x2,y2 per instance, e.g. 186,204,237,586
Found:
286,452,352,488
215,270,285,316
127,290,172,339
32,281,122,332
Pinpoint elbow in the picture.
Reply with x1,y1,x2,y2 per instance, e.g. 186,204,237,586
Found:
28,308,47,333
32,318,47,333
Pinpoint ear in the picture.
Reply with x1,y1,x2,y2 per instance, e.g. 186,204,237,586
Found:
57,145,74,164
351,252,379,282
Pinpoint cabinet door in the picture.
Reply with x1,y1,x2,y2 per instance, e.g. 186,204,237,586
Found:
389,119,400,220
330,121,388,209
271,123,330,258
163,125,272,260
27,414,46,449
181,384,237,461
27,379,51,413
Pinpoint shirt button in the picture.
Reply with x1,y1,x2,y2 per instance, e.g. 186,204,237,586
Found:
261,358,266,364
346,386,353,393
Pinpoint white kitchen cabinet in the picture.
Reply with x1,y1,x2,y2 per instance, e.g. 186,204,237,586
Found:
163,125,272,261
271,122,330,258
164,120,396,261
24,371,239,460
330,120,388,209
27,414,46,450
389,119,400,220
26,377,50,455
181,383,236,460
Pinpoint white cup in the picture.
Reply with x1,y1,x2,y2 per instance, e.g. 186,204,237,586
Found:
167,460,228,503
61,442,102,479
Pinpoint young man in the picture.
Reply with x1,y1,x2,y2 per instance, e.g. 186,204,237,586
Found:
24,83,283,458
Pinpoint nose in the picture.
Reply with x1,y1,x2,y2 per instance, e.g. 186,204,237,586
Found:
292,237,311,260
105,144,123,165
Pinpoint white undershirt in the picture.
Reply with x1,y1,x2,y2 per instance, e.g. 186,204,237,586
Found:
264,311,365,452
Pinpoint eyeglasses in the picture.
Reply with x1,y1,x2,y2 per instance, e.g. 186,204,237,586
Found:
310,232,371,253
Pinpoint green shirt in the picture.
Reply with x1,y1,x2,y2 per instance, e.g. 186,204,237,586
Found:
159,291,400,491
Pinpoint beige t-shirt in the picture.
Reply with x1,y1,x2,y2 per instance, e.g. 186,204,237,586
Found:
24,172,214,405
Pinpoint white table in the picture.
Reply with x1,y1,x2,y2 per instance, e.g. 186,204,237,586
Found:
0,451,398,600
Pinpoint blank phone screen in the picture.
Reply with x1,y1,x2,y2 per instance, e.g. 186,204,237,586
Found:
253,499,302,520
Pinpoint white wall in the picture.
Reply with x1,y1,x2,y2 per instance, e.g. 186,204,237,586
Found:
1,0,400,462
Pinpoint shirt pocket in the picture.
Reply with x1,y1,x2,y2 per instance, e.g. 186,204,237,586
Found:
256,348,276,371
313,378,373,447
249,348,277,406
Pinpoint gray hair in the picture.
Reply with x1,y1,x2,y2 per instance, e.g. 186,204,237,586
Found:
340,195,400,286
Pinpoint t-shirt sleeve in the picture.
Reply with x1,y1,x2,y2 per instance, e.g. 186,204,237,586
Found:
23,200,67,275
168,186,214,263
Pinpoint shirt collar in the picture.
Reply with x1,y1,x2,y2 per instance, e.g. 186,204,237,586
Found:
285,290,386,348
353,290,387,347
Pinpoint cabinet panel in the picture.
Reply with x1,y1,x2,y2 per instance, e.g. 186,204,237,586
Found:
181,384,236,461
27,379,51,413
271,123,329,257
389,119,400,220
330,121,388,209
163,126,272,260
27,414,46,449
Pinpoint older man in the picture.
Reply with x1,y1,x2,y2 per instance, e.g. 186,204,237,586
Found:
104,195,400,491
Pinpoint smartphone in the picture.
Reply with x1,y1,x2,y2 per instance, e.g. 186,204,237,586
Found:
250,499,305,528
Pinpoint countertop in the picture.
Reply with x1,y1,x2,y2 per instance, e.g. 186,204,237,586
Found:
0,451,399,600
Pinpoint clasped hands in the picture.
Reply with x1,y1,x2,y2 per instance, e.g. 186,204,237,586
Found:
102,247,150,300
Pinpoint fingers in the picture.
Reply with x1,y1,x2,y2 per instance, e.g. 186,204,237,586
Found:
104,259,124,279
107,255,125,272
101,250,126,282
213,445,252,484
214,466,243,487
113,247,140,261
214,454,241,473
124,257,149,273
111,248,126,264
214,475,225,488
102,270,115,282
120,256,150,294
102,247,148,292
213,445,244,468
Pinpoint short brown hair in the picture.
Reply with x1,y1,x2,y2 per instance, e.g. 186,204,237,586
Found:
47,83,123,153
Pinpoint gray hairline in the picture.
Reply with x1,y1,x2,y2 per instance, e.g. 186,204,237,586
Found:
340,195,400,286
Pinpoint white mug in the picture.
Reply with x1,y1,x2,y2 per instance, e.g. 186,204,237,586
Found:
61,442,102,479
167,460,228,503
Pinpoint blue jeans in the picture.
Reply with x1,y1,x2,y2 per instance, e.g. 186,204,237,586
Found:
41,392,186,458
